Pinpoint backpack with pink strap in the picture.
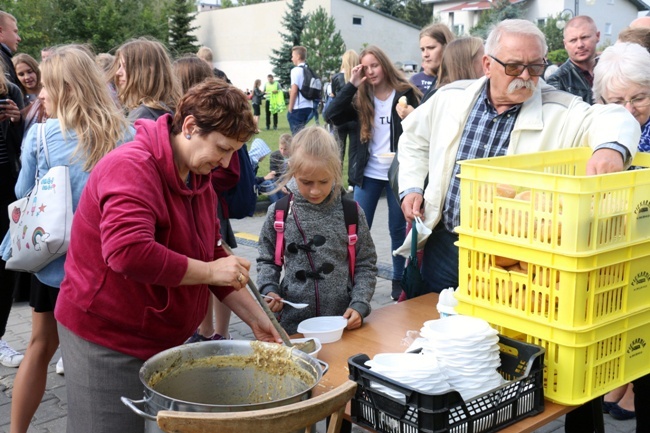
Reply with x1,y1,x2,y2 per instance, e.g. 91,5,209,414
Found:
273,193,359,282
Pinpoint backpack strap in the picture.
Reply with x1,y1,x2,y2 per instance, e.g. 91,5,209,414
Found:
341,195,359,283
273,194,292,267
273,193,359,282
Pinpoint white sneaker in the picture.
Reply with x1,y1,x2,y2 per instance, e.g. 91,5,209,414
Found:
0,339,24,367
56,357,64,375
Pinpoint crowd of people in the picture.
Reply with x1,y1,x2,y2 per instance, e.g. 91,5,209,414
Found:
0,6,649,433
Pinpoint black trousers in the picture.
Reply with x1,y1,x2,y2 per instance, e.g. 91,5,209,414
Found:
0,162,16,338
265,100,277,129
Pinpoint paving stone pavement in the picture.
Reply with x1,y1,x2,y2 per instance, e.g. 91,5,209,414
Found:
0,198,636,433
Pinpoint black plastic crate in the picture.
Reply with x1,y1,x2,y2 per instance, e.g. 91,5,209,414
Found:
347,335,545,433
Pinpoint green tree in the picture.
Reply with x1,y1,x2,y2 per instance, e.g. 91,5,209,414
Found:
398,0,433,29
0,0,170,57
0,0,54,58
538,14,565,53
547,49,568,65
168,0,199,55
301,7,346,83
372,0,403,17
469,0,525,40
270,0,307,87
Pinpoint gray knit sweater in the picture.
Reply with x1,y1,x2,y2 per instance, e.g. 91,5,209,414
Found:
256,179,377,334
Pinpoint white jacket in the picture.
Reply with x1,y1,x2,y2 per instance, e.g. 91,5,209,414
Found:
395,77,641,256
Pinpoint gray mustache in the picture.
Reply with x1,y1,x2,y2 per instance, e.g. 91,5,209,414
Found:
507,79,536,94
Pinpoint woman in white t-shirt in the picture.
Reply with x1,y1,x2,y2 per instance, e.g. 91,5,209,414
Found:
323,45,421,300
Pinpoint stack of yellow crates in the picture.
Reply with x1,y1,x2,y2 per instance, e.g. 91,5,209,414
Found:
454,147,650,405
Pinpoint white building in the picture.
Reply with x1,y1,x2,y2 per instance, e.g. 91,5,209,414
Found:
193,0,422,90
425,0,649,43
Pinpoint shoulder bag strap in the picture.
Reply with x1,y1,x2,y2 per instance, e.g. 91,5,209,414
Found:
39,123,51,169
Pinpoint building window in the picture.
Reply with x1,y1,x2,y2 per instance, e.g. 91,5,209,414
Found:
604,22,612,35
352,16,362,26
453,24,465,36
537,18,547,26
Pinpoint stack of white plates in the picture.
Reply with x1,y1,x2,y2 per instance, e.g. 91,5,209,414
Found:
420,315,504,400
365,353,451,400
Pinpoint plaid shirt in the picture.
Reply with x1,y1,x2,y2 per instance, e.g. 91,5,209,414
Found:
442,83,522,232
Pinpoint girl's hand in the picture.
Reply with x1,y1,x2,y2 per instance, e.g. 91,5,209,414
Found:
343,308,362,330
349,65,366,88
264,292,284,313
264,171,276,180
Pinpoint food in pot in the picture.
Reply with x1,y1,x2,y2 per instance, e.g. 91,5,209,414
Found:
148,341,317,405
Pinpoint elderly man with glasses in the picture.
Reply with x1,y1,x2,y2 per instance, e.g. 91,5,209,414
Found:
394,19,640,296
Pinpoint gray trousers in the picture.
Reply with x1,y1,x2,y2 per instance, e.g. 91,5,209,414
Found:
57,324,145,433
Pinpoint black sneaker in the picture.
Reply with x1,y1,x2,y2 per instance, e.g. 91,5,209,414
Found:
185,331,229,343
391,280,402,301
185,331,211,343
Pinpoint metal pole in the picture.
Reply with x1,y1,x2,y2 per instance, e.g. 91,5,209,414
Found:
575,0,579,15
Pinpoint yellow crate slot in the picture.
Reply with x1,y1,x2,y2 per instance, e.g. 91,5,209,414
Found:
458,148,650,255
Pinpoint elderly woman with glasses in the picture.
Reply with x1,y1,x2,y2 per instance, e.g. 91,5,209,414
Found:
593,42,650,154
590,41,650,426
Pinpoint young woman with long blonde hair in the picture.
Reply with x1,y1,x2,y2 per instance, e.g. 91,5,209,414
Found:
2,46,133,433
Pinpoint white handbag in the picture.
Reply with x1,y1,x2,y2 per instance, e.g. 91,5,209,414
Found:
6,123,73,273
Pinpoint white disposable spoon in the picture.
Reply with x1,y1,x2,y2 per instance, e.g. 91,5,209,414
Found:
261,294,309,309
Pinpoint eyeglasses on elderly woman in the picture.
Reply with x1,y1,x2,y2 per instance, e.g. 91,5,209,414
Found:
601,94,650,108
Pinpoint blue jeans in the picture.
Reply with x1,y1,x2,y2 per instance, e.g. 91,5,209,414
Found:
421,224,459,293
287,107,312,134
354,176,406,281
306,100,320,124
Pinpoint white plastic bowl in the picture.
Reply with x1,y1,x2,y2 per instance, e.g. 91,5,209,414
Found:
290,337,322,359
297,316,347,344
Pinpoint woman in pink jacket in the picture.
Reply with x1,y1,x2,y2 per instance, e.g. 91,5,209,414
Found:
55,78,282,433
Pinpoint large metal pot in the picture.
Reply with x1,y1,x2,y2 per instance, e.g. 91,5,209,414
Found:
122,340,327,433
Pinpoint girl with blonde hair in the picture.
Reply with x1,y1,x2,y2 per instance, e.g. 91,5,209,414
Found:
257,126,377,334
324,45,420,300
113,37,180,122
2,45,133,433
251,78,264,127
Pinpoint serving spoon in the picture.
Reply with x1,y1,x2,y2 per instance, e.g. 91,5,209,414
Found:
262,294,309,309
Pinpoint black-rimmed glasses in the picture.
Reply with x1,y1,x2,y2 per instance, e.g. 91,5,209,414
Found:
489,55,546,77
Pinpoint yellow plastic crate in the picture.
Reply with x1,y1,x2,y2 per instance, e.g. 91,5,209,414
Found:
455,235,650,330
468,309,650,406
457,148,650,255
